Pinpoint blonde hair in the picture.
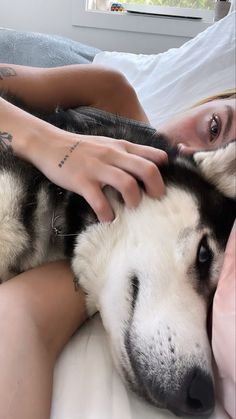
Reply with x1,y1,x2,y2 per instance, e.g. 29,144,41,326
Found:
193,88,236,108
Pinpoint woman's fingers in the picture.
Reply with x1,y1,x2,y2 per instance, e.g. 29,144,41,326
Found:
35,131,168,222
121,140,168,165
90,141,166,199
97,165,142,209
79,168,142,222
81,136,168,165
105,151,166,199
70,138,168,221
79,161,163,222
82,183,114,223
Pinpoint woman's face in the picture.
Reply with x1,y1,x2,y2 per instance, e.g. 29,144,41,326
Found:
158,98,236,153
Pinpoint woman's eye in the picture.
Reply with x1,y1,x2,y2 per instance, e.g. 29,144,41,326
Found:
209,114,221,142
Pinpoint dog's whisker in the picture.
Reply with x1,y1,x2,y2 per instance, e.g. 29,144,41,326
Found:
25,201,37,206
51,210,78,237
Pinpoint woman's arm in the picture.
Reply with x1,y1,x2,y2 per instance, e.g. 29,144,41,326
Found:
0,63,149,122
0,260,87,419
0,65,167,222
0,96,166,222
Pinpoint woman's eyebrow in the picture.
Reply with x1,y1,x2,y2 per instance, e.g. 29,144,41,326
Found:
223,105,234,138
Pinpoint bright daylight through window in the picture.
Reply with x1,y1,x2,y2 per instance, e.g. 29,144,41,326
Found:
123,0,213,9
87,0,214,12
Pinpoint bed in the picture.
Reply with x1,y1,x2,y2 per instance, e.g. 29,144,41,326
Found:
0,12,235,419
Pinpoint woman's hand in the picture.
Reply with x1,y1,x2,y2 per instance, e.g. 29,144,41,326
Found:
30,130,168,222
0,96,167,222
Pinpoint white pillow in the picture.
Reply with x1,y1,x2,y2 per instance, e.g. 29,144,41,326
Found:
93,12,236,128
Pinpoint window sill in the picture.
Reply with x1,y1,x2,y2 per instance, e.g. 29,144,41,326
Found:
72,1,214,39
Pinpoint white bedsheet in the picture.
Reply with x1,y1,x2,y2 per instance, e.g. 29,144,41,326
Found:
93,13,235,129
51,12,235,419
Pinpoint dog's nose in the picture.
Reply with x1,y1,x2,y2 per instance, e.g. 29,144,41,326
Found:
187,369,214,413
167,368,215,417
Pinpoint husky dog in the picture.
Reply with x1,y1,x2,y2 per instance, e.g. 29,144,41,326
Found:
0,105,235,417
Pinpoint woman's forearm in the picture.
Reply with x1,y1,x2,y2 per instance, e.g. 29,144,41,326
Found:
0,67,163,224
0,63,118,111
0,63,149,122
0,95,166,223
0,96,61,158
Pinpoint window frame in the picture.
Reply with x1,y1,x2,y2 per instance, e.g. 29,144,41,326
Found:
72,0,213,38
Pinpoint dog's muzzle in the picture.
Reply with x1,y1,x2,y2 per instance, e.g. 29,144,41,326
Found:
124,331,215,417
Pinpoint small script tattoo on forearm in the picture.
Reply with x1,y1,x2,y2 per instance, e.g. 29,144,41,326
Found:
0,67,17,80
58,141,80,168
0,131,13,151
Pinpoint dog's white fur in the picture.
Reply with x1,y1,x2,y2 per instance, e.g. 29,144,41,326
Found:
72,187,218,390
194,143,236,198
0,172,64,280
0,172,29,280
71,142,235,412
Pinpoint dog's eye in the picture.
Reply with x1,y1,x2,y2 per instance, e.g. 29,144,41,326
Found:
198,244,210,264
197,236,212,265
196,235,213,279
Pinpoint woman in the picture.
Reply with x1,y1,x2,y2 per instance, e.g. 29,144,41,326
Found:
0,63,235,419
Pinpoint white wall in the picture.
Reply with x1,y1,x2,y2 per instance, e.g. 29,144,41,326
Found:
0,0,190,54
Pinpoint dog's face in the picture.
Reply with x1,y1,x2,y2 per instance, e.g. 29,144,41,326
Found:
73,188,218,417
72,142,236,417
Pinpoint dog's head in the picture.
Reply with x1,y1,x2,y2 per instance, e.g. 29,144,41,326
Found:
72,140,236,417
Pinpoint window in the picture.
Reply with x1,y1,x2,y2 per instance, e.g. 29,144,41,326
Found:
87,0,214,15
72,0,213,42
122,1,213,10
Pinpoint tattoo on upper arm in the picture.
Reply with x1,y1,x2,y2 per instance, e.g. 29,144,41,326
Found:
0,67,17,80
0,131,13,151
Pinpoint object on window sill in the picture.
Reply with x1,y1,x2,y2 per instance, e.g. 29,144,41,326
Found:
214,0,231,21
111,3,125,12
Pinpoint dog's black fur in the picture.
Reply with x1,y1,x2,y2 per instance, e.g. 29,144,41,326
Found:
1,99,235,268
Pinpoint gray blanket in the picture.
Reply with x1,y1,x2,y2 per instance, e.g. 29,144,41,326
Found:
0,28,100,67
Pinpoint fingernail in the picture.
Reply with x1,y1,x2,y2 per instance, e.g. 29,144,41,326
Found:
161,153,168,164
177,143,186,153
99,213,114,223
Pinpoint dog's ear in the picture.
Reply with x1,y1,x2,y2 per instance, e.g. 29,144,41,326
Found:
193,140,236,199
